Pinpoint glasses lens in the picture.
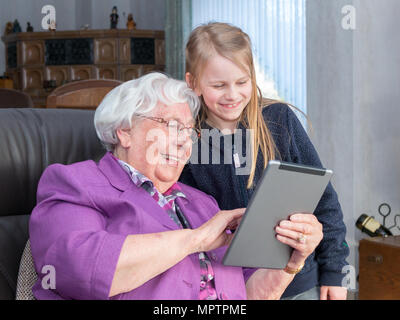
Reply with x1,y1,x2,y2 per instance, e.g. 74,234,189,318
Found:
167,120,179,129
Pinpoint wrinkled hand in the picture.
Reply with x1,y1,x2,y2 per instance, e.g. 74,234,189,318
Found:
275,213,323,267
320,286,347,300
192,208,245,253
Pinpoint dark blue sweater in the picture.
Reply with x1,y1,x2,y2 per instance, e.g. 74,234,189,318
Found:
179,103,349,298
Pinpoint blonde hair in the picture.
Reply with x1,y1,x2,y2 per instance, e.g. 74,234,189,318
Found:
186,22,279,188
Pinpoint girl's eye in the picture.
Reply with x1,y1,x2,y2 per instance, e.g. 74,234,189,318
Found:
212,84,224,88
238,80,248,85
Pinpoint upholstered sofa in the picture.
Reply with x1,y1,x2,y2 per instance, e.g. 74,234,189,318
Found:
0,108,105,299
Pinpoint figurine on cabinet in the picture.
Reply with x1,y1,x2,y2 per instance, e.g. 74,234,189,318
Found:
4,22,13,35
110,6,119,29
126,13,137,30
26,22,34,32
12,19,22,33
49,20,56,31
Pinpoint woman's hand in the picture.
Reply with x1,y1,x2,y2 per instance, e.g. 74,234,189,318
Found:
191,208,245,253
275,213,323,269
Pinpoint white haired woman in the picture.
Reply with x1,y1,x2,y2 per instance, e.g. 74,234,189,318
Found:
29,72,323,300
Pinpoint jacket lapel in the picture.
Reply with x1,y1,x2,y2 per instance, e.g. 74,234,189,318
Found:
97,152,179,230
121,185,179,230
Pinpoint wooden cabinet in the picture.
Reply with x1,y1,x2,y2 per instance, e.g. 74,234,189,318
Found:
2,29,165,107
358,236,400,299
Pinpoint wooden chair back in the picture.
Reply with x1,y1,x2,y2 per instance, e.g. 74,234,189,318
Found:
0,89,34,108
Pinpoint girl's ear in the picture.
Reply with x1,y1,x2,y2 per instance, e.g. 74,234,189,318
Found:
185,72,201,96
116,128,132,149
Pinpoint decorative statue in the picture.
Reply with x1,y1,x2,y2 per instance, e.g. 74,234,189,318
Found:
12,19,22,33
126,13,137,30
26,22,34,32
4,22,13,35
110,6,119,29
49,20,56,31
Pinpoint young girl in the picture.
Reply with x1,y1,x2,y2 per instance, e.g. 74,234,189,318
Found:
179,22,349,300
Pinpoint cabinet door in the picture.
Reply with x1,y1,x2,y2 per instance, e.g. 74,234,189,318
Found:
70,66,93,81
45,66,69,86
94,66,118,80
94,39,117,64
22,67,44,90
22,41,44,66
119,65,159,82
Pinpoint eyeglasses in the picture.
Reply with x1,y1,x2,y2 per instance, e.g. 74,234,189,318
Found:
135,115,201,143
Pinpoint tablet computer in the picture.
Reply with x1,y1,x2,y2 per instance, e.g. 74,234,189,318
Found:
222,160,333,269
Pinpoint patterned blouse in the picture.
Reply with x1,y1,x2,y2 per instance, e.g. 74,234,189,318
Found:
115,156,218,300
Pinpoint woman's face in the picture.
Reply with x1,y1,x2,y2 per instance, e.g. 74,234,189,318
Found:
187,54,252,131
116,102,194,193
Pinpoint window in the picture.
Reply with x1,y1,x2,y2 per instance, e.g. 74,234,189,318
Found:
191,0,307,115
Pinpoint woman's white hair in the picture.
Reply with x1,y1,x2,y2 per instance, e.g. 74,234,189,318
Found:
94,72,200,151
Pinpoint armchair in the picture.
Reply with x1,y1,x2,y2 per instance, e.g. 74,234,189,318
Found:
0,108,105,299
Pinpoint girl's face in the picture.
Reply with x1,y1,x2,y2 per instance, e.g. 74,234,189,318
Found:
187,54,252,131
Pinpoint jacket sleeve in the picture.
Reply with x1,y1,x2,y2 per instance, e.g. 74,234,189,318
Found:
283,105,350,287
29,164,126,300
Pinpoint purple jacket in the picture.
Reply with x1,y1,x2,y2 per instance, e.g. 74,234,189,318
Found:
29,152,253,300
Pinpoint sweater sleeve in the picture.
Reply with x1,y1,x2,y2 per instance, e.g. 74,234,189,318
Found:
283,105,350,287
29,164,126,300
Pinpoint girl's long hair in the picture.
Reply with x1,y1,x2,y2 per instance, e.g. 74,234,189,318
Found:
186,22,279,188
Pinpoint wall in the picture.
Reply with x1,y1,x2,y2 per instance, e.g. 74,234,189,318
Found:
0,0,166,75
90,0,165,31
307,0,400,288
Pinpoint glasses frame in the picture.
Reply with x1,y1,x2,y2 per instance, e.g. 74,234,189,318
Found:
135,115,201,142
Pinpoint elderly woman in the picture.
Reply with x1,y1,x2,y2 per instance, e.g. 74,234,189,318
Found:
29,72,323,300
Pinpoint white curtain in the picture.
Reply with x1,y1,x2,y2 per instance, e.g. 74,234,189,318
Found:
191,0,306,114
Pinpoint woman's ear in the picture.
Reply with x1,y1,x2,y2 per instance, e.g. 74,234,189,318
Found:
116,128,132,149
